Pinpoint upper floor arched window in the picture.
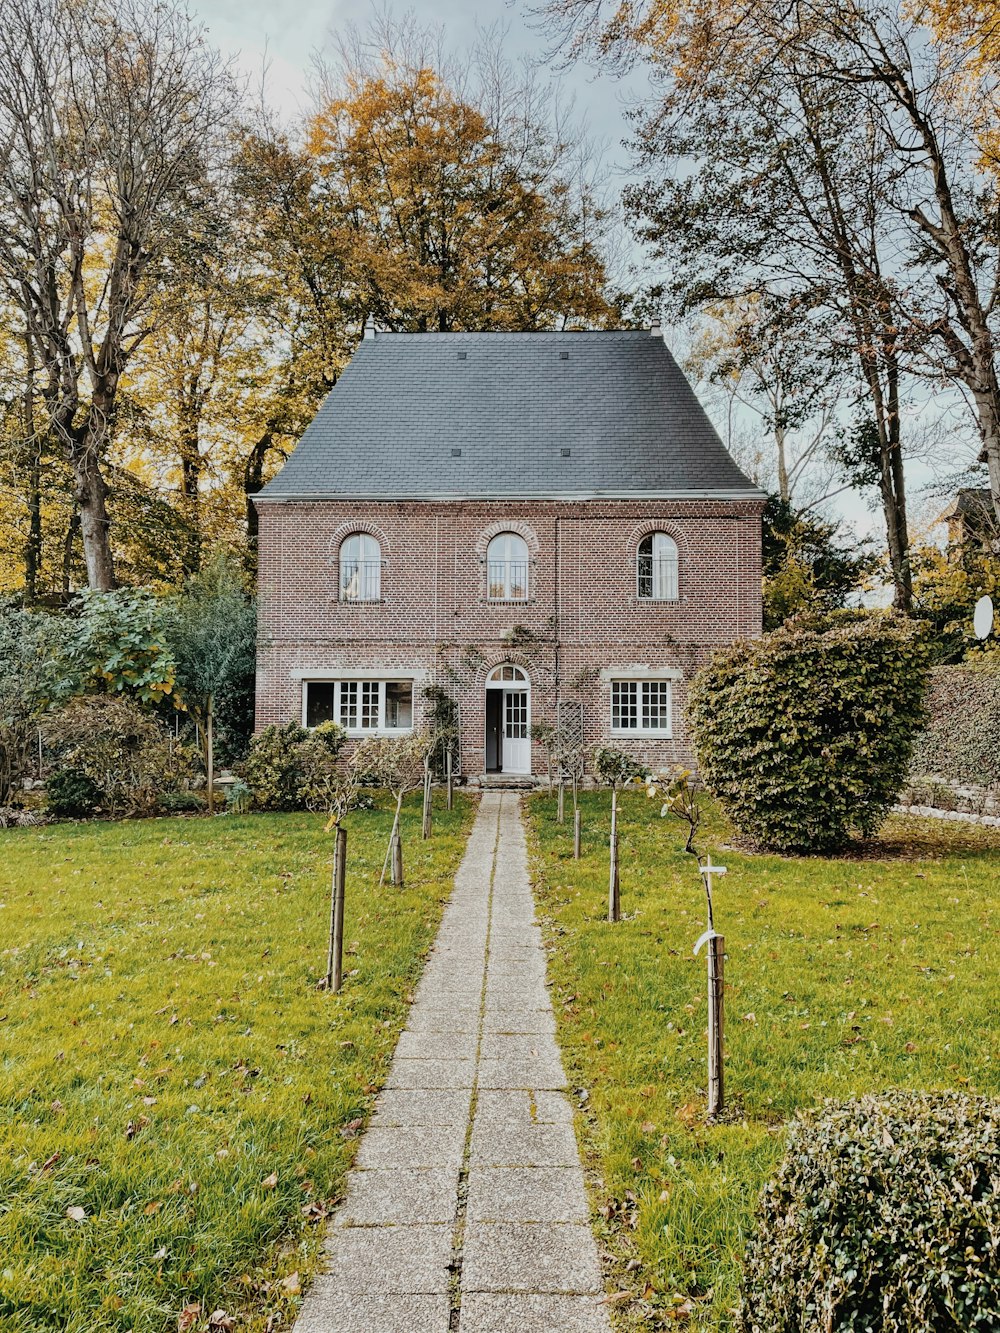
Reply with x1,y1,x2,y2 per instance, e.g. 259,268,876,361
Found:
637,532,678,601
487,532,529,601
339,532,381,602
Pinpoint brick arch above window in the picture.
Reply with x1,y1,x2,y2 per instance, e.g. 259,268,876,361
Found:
626,519,691,562
473,520,540,560
327,518,391,563
474,650,536,686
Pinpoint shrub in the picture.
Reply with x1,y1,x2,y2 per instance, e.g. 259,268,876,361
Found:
243,721,347,811
592,745,649,789
46,768,103,818
910,660,1000,788
688,615,929,852
156,790,206,814
736,1091,1000,1333
42,696,193,818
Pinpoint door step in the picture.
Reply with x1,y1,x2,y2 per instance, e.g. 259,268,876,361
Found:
471,775,540,790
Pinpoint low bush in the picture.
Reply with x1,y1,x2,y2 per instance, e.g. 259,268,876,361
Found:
688,615,929,852
156,790,206,814
45,768,103,818
42,696,194,818
243,721,347,811
736,1090,1000,1332
910,660,1000,788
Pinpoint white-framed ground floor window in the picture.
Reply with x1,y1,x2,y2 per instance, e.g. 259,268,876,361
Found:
303,678,414,734
610,678,673,737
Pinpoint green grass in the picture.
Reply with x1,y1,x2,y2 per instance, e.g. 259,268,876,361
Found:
525,792,1000,1330
0,794,475,1332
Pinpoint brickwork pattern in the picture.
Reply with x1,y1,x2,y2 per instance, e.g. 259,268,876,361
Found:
255,498,764,774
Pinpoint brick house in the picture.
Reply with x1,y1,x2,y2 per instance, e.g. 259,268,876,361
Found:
253,327,765,781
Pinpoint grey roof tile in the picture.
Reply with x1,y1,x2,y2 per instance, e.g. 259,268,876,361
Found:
256,330,763,501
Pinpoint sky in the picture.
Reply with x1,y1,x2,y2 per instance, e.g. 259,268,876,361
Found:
191,0,971,549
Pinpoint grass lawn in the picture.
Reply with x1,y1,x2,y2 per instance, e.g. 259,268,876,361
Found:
0,793,474,1333
525,791,1000,1330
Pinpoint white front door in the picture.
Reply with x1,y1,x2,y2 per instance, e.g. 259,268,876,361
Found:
503,689,530,774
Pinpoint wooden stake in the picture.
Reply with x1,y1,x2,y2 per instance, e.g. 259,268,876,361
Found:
608,788,620,922
446,748,453,810
391,830,404,887
573,806,581,860
205,698,215,815
557,779,565,824
422,762,432,840
326,825,347,991
707,934,725,1117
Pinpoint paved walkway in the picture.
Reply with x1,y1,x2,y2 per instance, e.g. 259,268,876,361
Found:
295,792,611,1333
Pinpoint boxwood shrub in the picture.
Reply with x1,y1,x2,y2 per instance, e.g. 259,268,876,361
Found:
910,660,1000,788
736,1091,1000,1332
688,615,929,852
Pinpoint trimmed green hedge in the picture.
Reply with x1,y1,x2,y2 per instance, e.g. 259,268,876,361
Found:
688,616,929,852
736,1091,1000,1332
911,661,1000,788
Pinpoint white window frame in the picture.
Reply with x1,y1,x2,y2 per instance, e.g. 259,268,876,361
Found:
636,532,679,602
302,679,414,736
486,532,530,602
609,678,673,737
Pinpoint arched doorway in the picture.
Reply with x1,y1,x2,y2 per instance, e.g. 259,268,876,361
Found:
484,664,531,775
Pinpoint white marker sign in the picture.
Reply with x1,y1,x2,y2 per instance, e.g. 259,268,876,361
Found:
973,595,994,640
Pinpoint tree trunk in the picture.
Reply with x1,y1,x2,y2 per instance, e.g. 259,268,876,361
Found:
574,805,581,860
391,830,404,887
61,503,80,597
179,416,203,573
446,748,453,810
422,761,432,839
557,779,565,824
707,934,725,1118
70,445,116,591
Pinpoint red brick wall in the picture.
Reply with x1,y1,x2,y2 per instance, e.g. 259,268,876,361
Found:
255,498,764,774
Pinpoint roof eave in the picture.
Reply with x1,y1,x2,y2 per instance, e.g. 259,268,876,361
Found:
252,487,769,505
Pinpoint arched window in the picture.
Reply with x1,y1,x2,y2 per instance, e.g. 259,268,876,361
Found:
637,532,678,601
339,533,381,602
487,532,529,601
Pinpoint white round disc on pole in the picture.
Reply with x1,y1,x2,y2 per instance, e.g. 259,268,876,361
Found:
973,595,994,640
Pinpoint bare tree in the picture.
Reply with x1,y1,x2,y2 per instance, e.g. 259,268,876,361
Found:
0,0,235,588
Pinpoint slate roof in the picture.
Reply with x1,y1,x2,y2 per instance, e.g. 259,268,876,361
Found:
255,330,763,502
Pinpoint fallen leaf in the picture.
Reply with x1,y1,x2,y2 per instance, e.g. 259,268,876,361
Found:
262,1171,278,1189
280,1271,301,1295
177,1304,201,1333
66,1205,87,1222
208,1311,234,1330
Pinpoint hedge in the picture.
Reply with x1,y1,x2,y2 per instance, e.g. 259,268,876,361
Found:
736,1091,1000,1332
910,661,1000,788
688,616,929,852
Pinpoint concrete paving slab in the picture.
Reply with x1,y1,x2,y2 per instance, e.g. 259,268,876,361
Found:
395,1030,479,1061
296,1291,451,1333
370,1087,473,1128
475,1088,574,1128
466,1166,589,1223
476,1056,567,1091
462,1222,603,1294
337,1166,460,1226
458,1292,611,1333
320,1223,454,1293
387,1056,477,1089
469,1117,581,1167
356,1123,466,1169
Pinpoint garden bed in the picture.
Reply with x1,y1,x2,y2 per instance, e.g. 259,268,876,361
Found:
0,793,474,1332
525,791,1000,1330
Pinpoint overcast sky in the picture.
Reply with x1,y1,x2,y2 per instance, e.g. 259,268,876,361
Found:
191,0,965,546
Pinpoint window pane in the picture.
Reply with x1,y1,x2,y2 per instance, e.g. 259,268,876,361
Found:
487,532,528,600
360,681,379,729
340,533,381,601
340,681,358,729
305,682,335,728
641,681,671,730
611,681,638,730
385,681,413,729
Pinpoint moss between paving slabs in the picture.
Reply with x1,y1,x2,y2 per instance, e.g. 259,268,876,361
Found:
0,793,475,1333
525,791,1000,1331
